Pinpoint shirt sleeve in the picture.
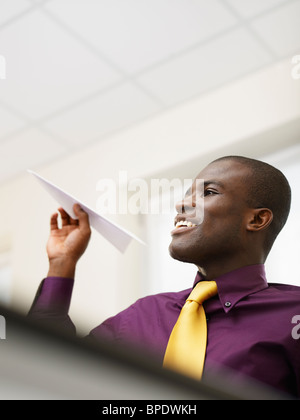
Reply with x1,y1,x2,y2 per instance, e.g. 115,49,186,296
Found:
27,277,76,334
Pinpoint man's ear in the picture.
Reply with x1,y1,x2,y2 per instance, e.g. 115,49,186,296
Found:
246,208,273,232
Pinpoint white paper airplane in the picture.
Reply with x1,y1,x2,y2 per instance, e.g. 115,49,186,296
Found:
28,170,146,253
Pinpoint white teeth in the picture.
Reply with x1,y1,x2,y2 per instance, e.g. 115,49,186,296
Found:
175,221,197,228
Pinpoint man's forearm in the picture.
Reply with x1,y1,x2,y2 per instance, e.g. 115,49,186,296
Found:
27,276,76,335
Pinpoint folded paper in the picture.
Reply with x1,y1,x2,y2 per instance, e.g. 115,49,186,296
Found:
28,170,146,253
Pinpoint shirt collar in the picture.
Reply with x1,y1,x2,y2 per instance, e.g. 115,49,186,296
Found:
193,264,268,313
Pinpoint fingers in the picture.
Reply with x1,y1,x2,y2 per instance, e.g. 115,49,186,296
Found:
57,206,79,226
73,204,91,234
51,205,90,232
58,207,71,227
50,212,59,231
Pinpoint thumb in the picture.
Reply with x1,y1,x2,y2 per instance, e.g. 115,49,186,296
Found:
73,204,91,232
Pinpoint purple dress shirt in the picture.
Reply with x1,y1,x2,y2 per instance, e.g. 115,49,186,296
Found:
28,264,300,397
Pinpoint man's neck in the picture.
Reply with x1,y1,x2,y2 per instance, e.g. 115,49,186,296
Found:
197,258,265,281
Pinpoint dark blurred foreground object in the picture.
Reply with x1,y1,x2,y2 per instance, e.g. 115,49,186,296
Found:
0,306,294,400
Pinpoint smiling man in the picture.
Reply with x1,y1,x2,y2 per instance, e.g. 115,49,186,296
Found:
170,156,287,277
28,156,300,397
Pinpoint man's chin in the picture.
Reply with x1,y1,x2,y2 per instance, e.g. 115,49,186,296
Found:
168,242,196,265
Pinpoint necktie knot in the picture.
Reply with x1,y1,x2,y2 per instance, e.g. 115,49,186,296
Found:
186,281,218,305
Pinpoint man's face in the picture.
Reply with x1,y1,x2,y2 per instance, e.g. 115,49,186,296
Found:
169,160,252,267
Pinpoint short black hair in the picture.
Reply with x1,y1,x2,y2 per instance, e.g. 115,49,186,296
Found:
212,156,292,251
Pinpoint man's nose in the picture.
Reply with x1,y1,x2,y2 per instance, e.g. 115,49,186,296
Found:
175,195,196,214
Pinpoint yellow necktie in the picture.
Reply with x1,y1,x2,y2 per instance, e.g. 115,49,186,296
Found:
163,280,218,380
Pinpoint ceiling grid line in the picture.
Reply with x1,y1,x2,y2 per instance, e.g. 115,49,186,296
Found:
221,0,280,61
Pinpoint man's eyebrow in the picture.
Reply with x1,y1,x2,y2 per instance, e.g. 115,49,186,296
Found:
185,180,225,196
203,180,225,188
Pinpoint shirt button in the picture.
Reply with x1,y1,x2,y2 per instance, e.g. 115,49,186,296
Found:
225,301,232,308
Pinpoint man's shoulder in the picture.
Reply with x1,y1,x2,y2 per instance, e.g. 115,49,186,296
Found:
265,282,300,305
268,283,300,293
135,288,191,307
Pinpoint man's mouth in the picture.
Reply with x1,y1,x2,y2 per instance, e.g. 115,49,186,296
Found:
171,219,198,237
175,220,198,228
171,217,200,236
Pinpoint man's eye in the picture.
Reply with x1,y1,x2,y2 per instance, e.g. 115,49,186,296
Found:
204,189,217,197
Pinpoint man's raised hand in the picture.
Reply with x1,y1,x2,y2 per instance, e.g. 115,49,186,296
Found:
46,204,91,278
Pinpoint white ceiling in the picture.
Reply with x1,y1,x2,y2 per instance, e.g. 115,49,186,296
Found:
0,0,300,183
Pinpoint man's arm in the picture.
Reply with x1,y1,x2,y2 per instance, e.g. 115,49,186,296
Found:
28,204,92,333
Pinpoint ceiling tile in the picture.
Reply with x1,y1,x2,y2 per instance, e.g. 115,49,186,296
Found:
137,27,272,106
0,0,32,26
226,0,288,18
44,82,161,146
0,10,120,119
0,106,27,140
251,0,300,57
45,0,237,74
0,128,67,182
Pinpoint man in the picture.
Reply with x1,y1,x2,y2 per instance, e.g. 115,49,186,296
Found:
28,156,300,397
